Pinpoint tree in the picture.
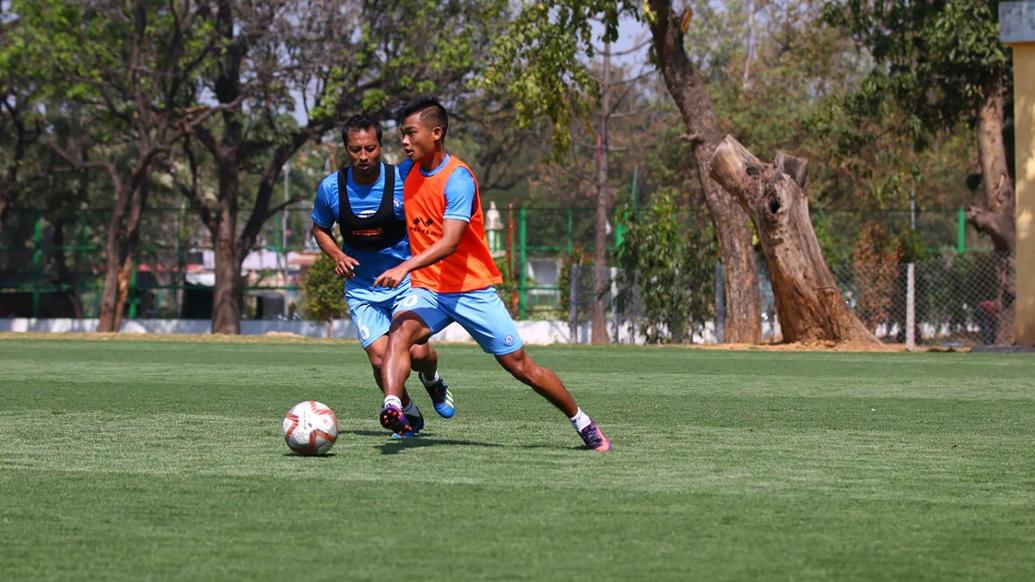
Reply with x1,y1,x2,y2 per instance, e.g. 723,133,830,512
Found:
484,0,762,343
177,0,506,334
10,0,223,331
641,0,762,343
617,190,715,343
824,0,1015,343
301,254,344,339
709,136,877,343
0,8,43,228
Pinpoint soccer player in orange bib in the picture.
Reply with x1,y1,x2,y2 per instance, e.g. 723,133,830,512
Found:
372,97,611,452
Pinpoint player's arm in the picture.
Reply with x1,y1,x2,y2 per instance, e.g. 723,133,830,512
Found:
373,220,466,288
311,223,359,279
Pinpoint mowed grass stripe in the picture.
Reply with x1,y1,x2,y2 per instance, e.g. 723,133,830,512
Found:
1,337,1034,580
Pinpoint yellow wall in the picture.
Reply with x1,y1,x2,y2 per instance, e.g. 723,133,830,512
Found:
1016,44,1035,344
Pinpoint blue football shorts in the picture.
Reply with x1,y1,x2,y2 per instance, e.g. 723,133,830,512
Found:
397,286,524,356
346,284,411,349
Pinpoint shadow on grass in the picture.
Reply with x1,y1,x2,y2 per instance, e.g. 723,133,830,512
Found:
344,429,588,454
281,453,338,458
379,436,504,455
343,429,395,437
512,443,592,452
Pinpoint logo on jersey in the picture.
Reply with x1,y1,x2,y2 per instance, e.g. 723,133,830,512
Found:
410,216,437,236
359,324,370,340
503,335,514,346
401,294,420,308
351,227,384,238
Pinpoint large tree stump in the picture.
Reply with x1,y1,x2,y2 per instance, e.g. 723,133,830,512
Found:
710,136,879,345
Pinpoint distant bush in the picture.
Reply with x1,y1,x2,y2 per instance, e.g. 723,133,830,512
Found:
301,254,345,337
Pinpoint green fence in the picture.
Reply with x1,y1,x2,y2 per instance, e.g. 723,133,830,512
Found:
0,205,988,320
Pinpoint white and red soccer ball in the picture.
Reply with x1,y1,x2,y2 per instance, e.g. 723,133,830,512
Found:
282,400,338,455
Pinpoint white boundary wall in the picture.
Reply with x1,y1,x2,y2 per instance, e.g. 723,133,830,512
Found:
0,318,596,345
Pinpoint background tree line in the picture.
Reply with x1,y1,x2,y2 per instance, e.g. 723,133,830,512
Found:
0,0,1013,342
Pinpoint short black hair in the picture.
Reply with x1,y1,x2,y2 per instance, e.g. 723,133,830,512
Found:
397,97,449,138
342,115,383,146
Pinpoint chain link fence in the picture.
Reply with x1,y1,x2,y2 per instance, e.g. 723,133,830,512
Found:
0,204,1016,347
563,250,1012,347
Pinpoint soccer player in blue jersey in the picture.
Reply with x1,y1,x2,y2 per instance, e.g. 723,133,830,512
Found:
373,98,611,452
310,115,453,437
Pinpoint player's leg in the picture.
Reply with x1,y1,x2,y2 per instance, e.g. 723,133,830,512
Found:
495,348,576,415
351,298,423,435
409,342,455,418
451,288,612,452
391,289,454,419
364,336,424,436
379,289,448,434
495,348,611,452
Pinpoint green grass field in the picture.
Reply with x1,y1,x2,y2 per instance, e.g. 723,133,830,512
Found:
2,336,1034,581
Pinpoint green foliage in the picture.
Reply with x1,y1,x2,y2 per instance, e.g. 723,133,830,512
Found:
851,223,902,332
617,191,715,343
823,0,1011,139
301,255,345,329
479,0,639,156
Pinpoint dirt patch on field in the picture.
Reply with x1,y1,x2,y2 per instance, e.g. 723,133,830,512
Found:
691,340,961,353
0,332,962,352
0,332,356,345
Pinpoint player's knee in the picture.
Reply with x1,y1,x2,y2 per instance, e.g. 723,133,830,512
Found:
409,343,430,362
368,351,385,369
389,314,427,344
499,351,532,382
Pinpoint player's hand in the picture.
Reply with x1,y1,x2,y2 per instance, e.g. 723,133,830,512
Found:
373,265,408,289
334,253,359,279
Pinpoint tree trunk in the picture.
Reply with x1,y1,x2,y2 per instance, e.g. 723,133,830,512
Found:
710,136,879,344
646,0,761,343
967,77,1016,345
112,257,134,331
212,165,242,334
591,42,612,344
97,235,122,331
0,194,11,228
97,180,131,332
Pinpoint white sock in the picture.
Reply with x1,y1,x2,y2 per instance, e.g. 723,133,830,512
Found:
383,395,402,410
569,408,592,431
419,371,441,387
402,399,421,417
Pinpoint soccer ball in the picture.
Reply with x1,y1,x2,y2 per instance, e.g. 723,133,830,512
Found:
282,401,338,456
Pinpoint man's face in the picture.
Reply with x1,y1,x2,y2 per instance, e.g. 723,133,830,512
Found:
399,112,441,163
345,127,381,173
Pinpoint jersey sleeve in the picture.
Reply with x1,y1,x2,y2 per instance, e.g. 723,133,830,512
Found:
397,159,414,181
392,165,405,221
442,167,476,223
310,177,337,230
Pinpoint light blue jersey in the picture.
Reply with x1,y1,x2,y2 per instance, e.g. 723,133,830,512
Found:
419,154,477,222
311,161,414,304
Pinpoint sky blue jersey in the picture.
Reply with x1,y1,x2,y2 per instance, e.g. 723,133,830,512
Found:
311,161,413,302
420,154,476,222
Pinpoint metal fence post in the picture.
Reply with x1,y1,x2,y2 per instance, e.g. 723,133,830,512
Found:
566,208,573,256
128,260,138,319
518,207,527,319
957,207,966,254
609,266,619,343
906,262,916,350
31,211,42,318
569,263,579,343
